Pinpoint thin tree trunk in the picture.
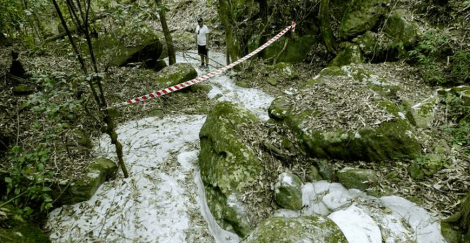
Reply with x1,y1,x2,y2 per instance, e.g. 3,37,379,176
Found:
155,0,176,65
218,0,238,66
319,0,336,54
257,0,268,59
52,0,129,178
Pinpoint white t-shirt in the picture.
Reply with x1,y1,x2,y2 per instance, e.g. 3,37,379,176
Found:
196,25,210,46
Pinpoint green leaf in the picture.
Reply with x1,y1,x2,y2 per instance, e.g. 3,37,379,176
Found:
42,187,52,192
4,177,12,184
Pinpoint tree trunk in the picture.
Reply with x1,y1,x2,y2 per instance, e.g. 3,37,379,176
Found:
319,0,336,54
257,0,268,59
218,0,238,66
52,0,129,178
155,0,176,65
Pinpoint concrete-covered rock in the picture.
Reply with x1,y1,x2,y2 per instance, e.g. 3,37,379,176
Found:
329,42,365,67
249,31,321,63
155,62,197,88
53,158,117,205
274,172,303,210
117,39,163,68
199,101,263,237
12,85,34,96
339,0,391,40
328,205,382,243
240,215,347,243
337,167,378,191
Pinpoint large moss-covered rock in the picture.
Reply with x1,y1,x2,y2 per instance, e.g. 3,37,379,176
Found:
116,39,163,68
405,95,438,129
241,215,347,243
0,206,51,243
274,172,303,210
270,65,420,162
337,167,378,191
249,31,321,63
199,102,263,237
53,158,117,205
353,31,406,62
328,42,364,67
383,9,418,47
339,0,391,40
154,63,197,88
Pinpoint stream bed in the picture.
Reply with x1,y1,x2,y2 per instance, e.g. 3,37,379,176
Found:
46,52,446,243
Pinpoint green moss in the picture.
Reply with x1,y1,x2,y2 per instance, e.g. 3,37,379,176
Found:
441,222,463,243
339,0,391,39
155,63,197,87
318,66,348,77
0,206,50,243
328,42,364,67
288,114,420,161
241,216,347,243
199,102,262,237
384,9,418,47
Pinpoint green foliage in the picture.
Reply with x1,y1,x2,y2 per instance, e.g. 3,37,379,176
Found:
26,72,84,143
449,50,470,83
442,95,470,154
408,30,470,85
3,145,53,216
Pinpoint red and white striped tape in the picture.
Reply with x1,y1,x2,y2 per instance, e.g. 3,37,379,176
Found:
106,22,296,109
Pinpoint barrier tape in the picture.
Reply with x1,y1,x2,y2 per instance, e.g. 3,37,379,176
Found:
104,22,296,110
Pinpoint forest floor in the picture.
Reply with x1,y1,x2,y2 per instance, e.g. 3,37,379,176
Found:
0,0,469,231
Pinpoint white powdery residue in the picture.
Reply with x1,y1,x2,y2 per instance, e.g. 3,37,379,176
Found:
328,205,382,243
195,171,240,243
280,173,294,186
380,196,447,243
47,115,219,243
227,193,246,216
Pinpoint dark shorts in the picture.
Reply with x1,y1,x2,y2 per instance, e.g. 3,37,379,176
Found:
198,45,208,56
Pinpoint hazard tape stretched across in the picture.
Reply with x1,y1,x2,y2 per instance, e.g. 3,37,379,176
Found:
105,22,296,110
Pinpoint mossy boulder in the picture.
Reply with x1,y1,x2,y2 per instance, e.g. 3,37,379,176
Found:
339,0,391,40
383,9,418,47
249,31,321,63
240,215,347,243
408,161,425,180
199,102,263,237
293,119,419,161
337,167,378,191
405,96,438,129
274,172,303,210
52,158,117,205
154,59,167,72
270,65,420,162
12,85,34,96
352,31,406,62
267,62,298,80
154,63,197,88
0,206,51,243
328,42,365,67
440,222,463,243
116,39,163,68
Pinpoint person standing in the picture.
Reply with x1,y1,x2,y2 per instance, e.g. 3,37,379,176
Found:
196,17,210,67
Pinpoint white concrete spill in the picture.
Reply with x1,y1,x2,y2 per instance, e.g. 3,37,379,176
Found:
179,51,274,121
47,52,446,243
